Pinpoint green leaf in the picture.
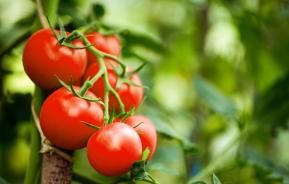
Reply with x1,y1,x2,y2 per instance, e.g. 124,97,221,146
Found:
212,174,222,184
194,76,237,119
154,118,198,153
0,177,9,184
131,160,147,180
254,72,289,133
92,3,105,18
239,147,289,183
190,181,207,184
149,163,179,176
120,30,166,53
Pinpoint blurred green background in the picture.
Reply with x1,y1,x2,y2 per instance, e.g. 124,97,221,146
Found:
1,0,289,183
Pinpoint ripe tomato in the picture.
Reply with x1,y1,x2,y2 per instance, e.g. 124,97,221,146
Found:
40,87,104,150
83,62,118,100
110,71,144,112
87,122,142,176
83,64,144,112
23,29,87,90
86,32,121,67
123,115,157,160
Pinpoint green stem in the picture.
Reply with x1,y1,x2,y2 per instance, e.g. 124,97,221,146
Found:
24,87,46,184
104,86,110,122
68,31,126,120
79,69,104,96
42,0,59,26
102,53,126,77
147,174,159,184
24,123,42,184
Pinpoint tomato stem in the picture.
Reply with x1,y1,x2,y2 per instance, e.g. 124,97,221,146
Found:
67,31,126,122
79,69,104,96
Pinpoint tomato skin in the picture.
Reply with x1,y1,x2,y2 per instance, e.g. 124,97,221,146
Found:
110,72,144,112
23,29,87,90
83,64,144,112
40,87,104,150
86,32,121,67
123,115,157,160
87,123,142,176
83,62,118,100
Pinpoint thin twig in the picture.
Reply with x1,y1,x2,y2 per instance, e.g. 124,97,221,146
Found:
36,0,49,28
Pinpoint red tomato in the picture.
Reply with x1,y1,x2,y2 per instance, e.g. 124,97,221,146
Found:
83,64,144,112
40,87,104,150
86,32,121,68
83,62,118,99
110,71,144,112
87,122,142,176
123,115,157,160
23,29,87,90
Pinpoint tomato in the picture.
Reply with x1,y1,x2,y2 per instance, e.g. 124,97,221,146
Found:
123,115,157,160
86,32,121,67
83,62,118,100
83,64,144,112
40,87,104,150
110,71,144,112
87,122,142,176
23,29,87,90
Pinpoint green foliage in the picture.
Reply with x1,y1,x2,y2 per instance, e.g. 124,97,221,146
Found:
254,72,289,134
194,76,237,120
1,0,289,183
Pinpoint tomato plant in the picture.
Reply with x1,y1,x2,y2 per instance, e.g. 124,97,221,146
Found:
123,115,157,160
40,86,104,150
83,63,144,112
23,29,87,90
86,32,121,68
87,122,142,176
82,62,118,101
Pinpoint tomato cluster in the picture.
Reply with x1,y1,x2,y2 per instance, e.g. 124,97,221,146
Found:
22,28,157,176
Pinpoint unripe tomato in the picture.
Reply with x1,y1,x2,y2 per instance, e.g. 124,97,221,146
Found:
83,64,144,112
123,115,157,160
86,32,121,67
87,123,142,176
40,87,104,150
23,29,87,90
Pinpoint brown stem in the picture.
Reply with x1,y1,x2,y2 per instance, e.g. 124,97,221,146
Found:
41,152,73,184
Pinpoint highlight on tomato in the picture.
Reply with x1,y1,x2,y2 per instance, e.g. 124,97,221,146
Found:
87,122,142,176
22,28,88,90
40,86,104,150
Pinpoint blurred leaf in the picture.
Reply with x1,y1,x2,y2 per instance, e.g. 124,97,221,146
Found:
212,174,222,184
254,72,289,133
190,181,207,184
92,3,105,18
194,76,237,119
239,147,289,183
149,163,179,176
154,118,198,153
0,177,9,184
120,30,166,53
